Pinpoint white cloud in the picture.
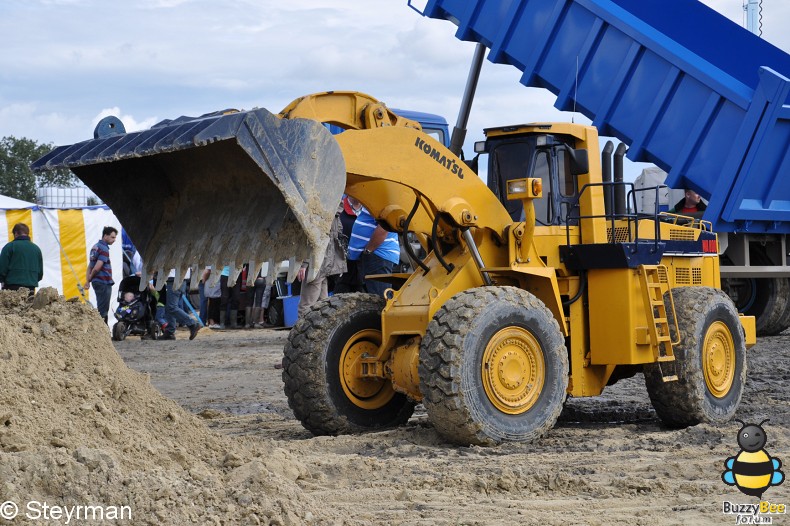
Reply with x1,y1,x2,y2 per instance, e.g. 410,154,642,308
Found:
93,108,159,135
0,103,84,145
1,0,789,166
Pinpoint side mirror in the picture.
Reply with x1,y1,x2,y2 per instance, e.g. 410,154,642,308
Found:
539,143,589,175
567,148,589,176
465,154,480,175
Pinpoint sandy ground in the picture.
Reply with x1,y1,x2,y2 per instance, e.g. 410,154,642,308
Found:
114,324,790,526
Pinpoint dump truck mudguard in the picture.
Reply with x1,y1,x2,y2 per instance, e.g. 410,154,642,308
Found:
33,107,346,282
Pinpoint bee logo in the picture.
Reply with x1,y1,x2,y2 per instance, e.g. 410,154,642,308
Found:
722,419,784,498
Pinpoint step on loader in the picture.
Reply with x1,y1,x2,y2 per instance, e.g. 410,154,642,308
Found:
34,90,756,445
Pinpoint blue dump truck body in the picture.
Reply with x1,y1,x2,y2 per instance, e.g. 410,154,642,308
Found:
413,0,790,334
416,0,790,235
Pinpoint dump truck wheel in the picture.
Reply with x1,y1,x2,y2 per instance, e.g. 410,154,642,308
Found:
749,275,790,336
419,287,568,446
721,248,790,336
644,287,746,427
112,322,126,342
282,293,415,436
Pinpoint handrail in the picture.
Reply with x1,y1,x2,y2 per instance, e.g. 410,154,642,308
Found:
564,182,705,252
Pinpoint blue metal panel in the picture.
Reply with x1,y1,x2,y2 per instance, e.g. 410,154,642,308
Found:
324,109,450,147
417,0,790,233
392,108,450,147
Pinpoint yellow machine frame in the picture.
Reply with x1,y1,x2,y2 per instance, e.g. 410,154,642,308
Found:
324,120,756,403
276,93,755,405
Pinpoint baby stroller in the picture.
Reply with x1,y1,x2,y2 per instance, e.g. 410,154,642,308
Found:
112,276,161,341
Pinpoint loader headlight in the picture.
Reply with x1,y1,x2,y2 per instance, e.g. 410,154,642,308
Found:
506,178,543,199
507,179,528,197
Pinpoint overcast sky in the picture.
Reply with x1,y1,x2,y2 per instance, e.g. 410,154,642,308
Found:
1,0,789,181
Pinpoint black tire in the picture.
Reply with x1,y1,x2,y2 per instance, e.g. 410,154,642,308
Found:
282,293,415,436
146,321,161,341
268,299,283,327
112,321,126,342
721,248,790,336
644,287,747,427
749,276,790,336
419,286,568,446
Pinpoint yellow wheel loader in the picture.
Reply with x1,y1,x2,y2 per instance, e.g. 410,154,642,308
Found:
33,91,756,446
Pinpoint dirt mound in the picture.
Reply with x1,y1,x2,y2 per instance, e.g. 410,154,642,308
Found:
0,288,332,525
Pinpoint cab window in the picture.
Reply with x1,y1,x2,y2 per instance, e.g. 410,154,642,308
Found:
557,149,575,197
421,127,446,147
532,151,551,224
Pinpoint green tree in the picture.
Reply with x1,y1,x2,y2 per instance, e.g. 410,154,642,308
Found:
0,136,77,202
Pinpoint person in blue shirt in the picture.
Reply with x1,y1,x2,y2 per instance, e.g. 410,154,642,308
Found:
86,226,117,324
346,196,400,296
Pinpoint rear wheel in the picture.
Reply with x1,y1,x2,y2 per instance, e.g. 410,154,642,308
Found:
721,247,790,336
282,293,415,435
644,287,746,427
419,287,568,445
112,321,127,341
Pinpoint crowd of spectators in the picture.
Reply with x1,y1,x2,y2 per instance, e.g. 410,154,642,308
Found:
0,194,402,340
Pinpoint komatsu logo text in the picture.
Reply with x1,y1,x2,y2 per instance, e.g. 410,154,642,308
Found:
415,138,464,179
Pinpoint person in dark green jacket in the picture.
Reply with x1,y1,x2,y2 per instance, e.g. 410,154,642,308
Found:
0,223,43,293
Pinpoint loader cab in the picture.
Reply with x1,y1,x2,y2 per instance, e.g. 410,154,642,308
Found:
478,126,584,225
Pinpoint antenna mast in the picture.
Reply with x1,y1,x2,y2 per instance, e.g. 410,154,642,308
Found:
743,0,762,36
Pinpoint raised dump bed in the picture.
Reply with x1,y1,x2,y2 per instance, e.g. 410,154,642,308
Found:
414,0,790,233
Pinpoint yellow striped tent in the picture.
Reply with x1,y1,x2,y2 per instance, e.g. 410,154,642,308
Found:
0,202,124,318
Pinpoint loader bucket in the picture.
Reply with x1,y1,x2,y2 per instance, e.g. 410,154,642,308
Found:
32,107,346,280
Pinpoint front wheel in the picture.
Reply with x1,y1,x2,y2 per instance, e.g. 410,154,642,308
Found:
282,293,415,436
644,287,747,427
112,321,127,341
419,287,568,445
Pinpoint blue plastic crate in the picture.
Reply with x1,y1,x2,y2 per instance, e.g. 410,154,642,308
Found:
282,295,300,328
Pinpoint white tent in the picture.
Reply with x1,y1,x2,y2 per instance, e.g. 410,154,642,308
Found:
0,203,124,325
0,194,35,208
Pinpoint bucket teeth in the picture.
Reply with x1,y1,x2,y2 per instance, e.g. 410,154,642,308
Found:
32,107,346,284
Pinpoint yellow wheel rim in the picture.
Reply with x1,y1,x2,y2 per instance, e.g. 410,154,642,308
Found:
339,329,396,410
703,321,736,398
481,327,545,415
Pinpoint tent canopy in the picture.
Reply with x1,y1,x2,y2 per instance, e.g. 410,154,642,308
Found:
0,194,36,209
1,204,124,327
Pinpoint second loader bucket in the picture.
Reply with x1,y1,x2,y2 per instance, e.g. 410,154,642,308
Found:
33,107,346,282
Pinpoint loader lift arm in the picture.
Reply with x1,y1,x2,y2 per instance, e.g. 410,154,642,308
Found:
279,91,422,131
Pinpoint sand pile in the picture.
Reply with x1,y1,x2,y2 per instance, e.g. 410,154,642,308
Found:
0,289,332,525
